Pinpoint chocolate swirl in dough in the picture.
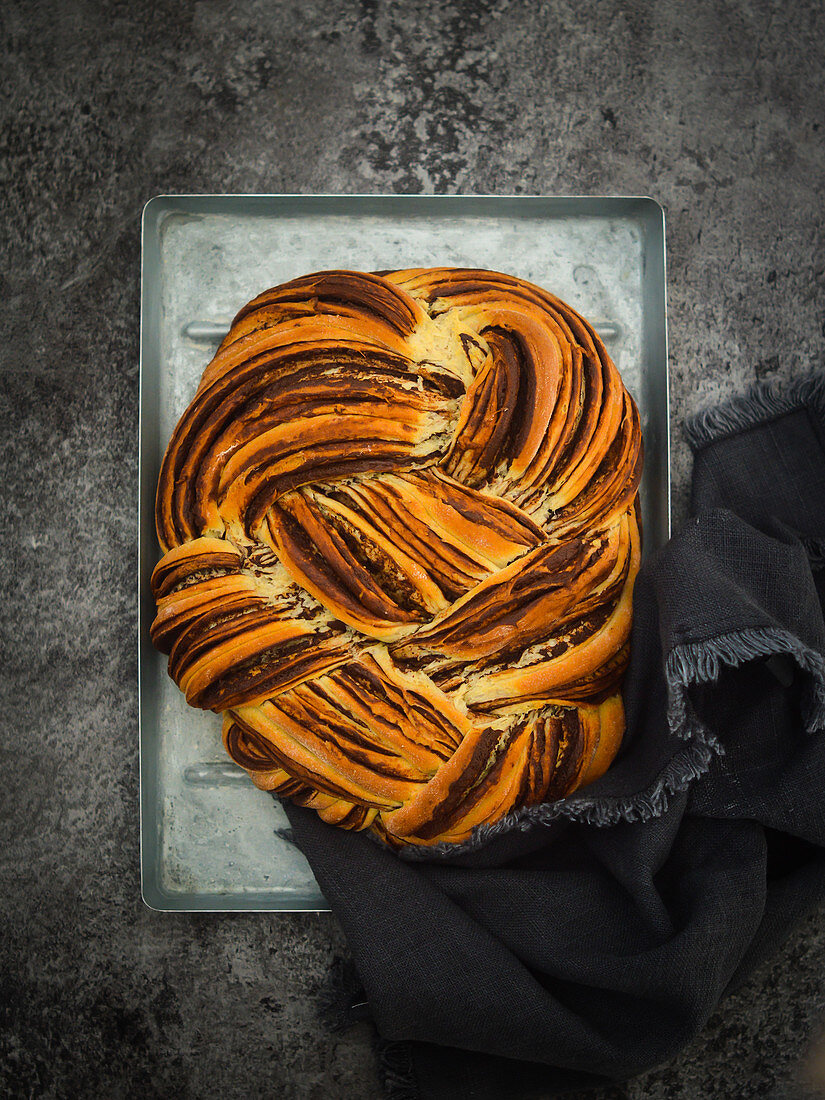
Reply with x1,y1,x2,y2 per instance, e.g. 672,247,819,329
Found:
152,268,643,847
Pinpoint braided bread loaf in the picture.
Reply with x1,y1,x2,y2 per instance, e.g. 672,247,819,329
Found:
151,268,643,848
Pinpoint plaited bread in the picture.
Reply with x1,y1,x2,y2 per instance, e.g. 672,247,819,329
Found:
151,268,643,848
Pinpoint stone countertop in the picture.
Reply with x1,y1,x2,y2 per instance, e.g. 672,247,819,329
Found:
2,1,824,1097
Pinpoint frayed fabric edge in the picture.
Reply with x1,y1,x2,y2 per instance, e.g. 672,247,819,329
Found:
400,740,716,862
376,1039,420,1100
667,626,825,737
400,624,825,862
684,371,825,451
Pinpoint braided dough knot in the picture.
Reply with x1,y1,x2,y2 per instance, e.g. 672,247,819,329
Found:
152,268,643,847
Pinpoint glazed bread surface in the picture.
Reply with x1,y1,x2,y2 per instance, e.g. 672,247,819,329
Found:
151,268,643,847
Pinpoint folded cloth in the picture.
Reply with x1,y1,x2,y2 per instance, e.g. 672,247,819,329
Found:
283,373,825,1099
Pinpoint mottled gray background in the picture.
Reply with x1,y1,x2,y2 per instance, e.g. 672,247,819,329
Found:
2,0,824,1097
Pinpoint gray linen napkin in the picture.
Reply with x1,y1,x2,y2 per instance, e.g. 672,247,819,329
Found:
284,372,825,1099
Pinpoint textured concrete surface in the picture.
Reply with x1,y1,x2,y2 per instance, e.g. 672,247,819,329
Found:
2,0,824,1097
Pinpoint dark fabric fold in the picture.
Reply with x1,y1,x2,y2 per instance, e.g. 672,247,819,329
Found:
283,372,825,1099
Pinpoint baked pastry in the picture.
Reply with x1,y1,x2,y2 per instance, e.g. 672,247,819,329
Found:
151,268,643,847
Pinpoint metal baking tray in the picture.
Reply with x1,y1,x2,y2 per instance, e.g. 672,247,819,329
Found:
139,194,669,912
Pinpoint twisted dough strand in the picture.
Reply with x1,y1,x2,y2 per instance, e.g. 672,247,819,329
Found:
152,268,643,847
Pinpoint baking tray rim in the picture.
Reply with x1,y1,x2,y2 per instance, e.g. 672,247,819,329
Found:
138,192,670,913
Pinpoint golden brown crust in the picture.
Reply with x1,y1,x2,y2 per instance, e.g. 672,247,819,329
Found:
152,268,643,847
